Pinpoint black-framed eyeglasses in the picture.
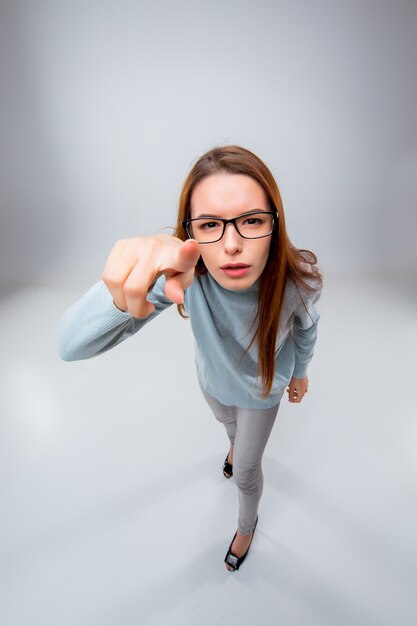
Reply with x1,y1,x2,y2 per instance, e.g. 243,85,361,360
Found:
182,210,278,244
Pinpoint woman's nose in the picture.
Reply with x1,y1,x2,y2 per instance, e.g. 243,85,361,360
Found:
222,222,243,253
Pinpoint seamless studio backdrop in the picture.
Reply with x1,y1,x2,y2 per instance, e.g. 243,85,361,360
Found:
1,2,416,626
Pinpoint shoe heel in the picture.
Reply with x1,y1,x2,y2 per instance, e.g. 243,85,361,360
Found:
224,515,258,571
222,453,233,478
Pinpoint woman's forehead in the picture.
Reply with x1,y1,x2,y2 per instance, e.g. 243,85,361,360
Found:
190,173,268,218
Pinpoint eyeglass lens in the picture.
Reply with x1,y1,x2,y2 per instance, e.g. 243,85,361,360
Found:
188,212,274,243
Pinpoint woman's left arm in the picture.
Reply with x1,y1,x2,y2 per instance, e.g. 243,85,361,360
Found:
289,285,321,403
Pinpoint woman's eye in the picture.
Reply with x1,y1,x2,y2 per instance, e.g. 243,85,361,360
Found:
199,221,220,230
243,217,263,226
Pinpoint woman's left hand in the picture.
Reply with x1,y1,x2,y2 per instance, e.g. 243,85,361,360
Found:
287,376,308,403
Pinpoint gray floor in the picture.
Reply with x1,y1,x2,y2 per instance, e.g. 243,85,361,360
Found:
1,274,416,626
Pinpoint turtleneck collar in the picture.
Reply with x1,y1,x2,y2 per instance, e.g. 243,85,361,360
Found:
205,271,259,296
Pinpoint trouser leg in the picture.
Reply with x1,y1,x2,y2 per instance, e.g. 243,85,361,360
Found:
199,383,237,446
233,403,280,534
199,382,280,536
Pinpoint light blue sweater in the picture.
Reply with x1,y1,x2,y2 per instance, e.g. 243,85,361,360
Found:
59,271,321,409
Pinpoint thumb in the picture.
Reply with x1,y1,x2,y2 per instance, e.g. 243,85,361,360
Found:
164,276,185,304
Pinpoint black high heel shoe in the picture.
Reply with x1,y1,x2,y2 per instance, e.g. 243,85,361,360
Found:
222,452,233,478
224,515,259,571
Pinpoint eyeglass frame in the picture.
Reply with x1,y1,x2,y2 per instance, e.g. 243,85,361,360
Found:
181,210,278,244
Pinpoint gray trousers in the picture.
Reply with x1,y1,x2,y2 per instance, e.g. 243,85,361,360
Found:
200,384,280,535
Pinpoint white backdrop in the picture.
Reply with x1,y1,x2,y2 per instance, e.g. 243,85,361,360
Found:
1,0,416,290
1,4,417,624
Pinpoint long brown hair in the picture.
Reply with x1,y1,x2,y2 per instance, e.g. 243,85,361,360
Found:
174,145,323,397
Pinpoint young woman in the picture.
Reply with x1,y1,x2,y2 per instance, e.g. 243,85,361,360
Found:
59,144,323,572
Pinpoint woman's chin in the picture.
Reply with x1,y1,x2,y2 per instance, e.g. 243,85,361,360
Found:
210,271,258,291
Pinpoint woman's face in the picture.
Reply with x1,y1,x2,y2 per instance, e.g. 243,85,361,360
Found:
189,173,273,291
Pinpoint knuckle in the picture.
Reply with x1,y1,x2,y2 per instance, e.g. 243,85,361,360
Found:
111,238,129,253
101,269,117,287
124,284,147,299
101,271,120,288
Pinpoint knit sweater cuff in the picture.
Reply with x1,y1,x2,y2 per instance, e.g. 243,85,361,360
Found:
292,364,308,379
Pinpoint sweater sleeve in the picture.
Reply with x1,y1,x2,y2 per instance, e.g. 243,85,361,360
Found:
58,276,172,361
291,282,321,379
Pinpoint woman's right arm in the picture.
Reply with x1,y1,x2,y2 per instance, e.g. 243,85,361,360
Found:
58,234,200,361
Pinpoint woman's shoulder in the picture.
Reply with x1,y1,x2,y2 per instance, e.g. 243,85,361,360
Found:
291,259,322,294
284,262,322,326
283,262,322,313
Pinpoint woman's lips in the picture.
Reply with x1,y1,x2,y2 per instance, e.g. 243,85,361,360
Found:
220,264,251,278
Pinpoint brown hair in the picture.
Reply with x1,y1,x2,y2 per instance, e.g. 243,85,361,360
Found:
174,144,323,397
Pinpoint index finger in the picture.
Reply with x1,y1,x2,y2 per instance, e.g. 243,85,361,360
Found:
162,239,200,276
